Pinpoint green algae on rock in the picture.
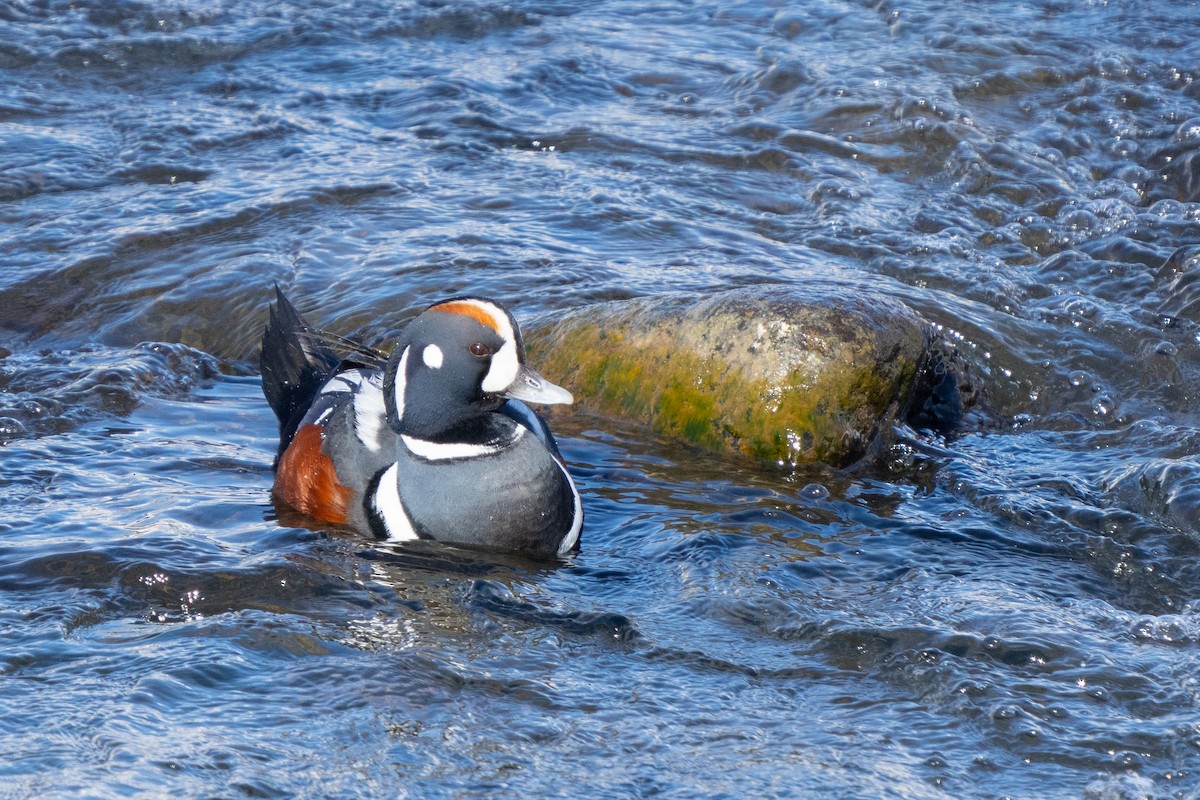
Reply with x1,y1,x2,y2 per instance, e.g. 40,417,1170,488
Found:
526,286,931,469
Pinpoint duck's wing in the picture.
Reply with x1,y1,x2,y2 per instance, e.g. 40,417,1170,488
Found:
294,327,389,370
261,287,389,455
261,288,343,450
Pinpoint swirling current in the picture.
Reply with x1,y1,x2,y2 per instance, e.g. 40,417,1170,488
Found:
3,1,1200,798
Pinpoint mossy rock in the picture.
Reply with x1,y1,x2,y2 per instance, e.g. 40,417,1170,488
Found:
527,286,931,468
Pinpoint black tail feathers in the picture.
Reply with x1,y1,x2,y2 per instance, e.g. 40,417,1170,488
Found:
260,286,340,454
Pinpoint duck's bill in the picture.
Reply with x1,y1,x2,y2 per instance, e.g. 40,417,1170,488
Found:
504,365,573,405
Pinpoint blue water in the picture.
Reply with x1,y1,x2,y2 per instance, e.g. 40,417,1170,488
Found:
3,1,1200,797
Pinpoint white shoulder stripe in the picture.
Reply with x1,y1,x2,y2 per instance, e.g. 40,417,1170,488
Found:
323,369,373,394
373,463,418,541
353,375,386,452
400,428,524,461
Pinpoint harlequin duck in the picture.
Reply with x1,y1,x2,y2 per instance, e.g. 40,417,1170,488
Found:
260,288,582,560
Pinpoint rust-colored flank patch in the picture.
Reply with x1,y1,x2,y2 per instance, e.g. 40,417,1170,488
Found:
430,300,501,334
273,423,353,524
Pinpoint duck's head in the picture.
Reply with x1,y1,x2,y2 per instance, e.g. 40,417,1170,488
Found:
382,296,572,439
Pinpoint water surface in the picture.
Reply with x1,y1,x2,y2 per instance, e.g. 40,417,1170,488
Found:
3,1,1200,797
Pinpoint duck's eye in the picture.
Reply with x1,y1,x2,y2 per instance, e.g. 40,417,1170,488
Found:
468,341,492,357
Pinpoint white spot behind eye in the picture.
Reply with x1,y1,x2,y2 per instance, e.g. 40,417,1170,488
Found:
423,344,444,369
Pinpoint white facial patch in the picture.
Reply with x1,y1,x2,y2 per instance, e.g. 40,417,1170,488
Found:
472,299,520,393
392,346,410,422
422,343,444,369
481,337,519,394
435,298,521,394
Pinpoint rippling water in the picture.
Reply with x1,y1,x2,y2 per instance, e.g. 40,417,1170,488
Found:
3,1,1200,797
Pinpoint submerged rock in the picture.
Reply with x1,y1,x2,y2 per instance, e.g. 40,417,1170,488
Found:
527,286,938,468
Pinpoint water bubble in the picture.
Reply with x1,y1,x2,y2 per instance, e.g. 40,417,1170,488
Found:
1150,199,1185,218
886,443,916,471
799,483,830,501
1097,56,1130,78
0,417,27,437
1092,395,1115,416
1060,209,1098,232
1172,117,1200,143
1108,138,1139,158
1131,615,1189,643
1068,370,1089,387
991,704,1020,720
1065,297,1100,320
1112,750,1144,770
1101,515,1124,536
1155,341,1179,357
917,648,940,664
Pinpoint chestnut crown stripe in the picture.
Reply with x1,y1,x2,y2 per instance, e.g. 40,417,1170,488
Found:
429,300,503,334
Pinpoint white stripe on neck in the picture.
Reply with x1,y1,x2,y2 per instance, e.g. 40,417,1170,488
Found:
401,427,523,461
392,346,410,422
